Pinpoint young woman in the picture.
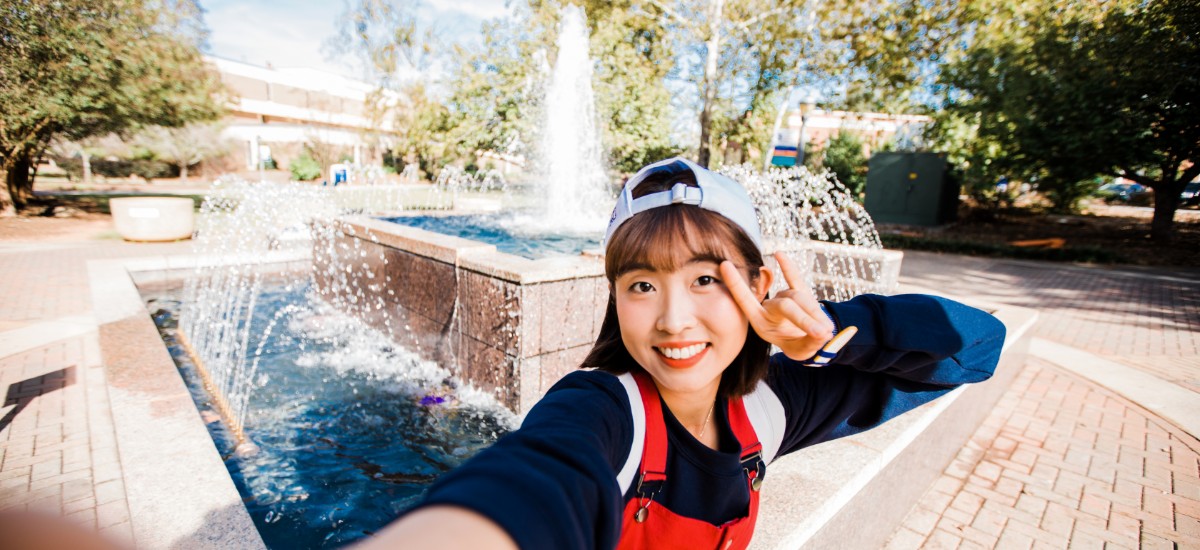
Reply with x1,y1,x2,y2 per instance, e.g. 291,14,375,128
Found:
360,158,1006,549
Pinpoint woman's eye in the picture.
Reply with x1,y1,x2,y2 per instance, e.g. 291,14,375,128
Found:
695,275,717,286
631,282,654,293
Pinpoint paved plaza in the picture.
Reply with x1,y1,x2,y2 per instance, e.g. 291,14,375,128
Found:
0,233,1197,548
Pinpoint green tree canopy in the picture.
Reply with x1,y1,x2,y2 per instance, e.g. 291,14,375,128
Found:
936,0,1199,240
0,0,222,214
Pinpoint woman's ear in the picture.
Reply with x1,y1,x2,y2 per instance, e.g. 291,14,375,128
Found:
754,266,773,302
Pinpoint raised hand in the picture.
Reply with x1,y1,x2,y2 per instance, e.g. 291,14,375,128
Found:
719,251,836,362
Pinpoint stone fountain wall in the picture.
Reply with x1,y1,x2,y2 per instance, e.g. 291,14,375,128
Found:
316,215,904,413
315,216,608,412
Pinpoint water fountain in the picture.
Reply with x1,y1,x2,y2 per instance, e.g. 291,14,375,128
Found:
534,4,611,233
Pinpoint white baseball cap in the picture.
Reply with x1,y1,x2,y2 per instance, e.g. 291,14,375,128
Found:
604,157,762,249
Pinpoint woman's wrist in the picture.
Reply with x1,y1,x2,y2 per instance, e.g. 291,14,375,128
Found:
797,305,853,367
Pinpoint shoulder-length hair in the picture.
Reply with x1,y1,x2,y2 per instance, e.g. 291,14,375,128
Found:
580,170,770,398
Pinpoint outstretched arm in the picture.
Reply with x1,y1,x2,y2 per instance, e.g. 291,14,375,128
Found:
771,291,1006,455
358,371,635,550
355,505,517,550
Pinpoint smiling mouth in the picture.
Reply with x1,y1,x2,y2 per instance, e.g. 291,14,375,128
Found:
654,343,709,368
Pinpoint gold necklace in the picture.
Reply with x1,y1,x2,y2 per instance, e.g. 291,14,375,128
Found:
697,402,716,438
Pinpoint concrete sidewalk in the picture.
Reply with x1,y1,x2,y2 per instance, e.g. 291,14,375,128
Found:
0,240,1197,548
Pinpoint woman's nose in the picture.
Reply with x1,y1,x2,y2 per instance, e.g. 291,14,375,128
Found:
655,289,696,334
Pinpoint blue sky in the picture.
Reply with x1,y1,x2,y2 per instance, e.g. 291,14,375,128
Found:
201,0,508,79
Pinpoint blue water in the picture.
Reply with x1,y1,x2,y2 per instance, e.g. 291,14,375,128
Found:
381,213,601,259
147,282,512,549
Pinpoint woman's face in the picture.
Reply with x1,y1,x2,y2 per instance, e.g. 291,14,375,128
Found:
614,251,769,398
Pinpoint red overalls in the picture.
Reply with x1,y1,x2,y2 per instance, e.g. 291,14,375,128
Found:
617,372,766,550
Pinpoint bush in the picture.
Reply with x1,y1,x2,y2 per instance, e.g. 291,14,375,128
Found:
821,133,868,196
289,154,322,181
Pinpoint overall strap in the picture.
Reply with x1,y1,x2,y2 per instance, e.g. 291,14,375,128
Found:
727,395,766,489
614,373,645,494
740,380,786,465
615,373,788,495
631,371,668,494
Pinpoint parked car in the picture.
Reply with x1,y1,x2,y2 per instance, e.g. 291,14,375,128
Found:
1181,181,1200,207
1096,182,1149,204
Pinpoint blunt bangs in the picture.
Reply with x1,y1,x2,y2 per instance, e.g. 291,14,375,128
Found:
605,205,757,283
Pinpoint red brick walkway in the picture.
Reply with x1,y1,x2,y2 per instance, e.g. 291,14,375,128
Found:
887,358,1200,549
0,241,188,544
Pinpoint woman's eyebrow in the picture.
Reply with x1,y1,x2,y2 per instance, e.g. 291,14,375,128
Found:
686,253,726,266
615,262,656,277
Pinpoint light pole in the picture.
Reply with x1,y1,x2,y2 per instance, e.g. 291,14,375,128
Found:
764,87,797,171
796,93,819,167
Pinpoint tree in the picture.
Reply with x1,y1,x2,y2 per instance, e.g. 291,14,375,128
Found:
137,123,230,181
940,0,1199,240
815,0,970,114
48,134,130,184
432,1,678,174
0,0,222,214
644,0,813,167
391,82,450,178
580,1,677,173
821,132,868,197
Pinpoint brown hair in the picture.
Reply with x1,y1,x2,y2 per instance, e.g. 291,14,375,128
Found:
581,169,771,398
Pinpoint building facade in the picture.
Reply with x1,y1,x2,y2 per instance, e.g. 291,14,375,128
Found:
772,109,931,160
208,56,398,172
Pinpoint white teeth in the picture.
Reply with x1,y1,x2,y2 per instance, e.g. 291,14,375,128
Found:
659,343,705,360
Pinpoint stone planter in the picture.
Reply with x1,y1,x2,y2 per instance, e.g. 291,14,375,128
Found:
110,197,195,242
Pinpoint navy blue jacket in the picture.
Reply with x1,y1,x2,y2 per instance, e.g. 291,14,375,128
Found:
414,294,1006,549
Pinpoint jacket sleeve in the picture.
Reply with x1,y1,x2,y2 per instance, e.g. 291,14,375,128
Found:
769,293,1006,457
409,370,634,550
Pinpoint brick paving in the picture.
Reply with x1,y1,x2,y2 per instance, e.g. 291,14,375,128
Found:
887,358,1199,549
899,251,1200,384
892,252,1200,549
0,240,188,545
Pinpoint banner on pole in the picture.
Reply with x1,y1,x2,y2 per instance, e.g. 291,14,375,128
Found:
771,145,798,167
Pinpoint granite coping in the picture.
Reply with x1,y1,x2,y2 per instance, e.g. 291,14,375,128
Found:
338,215,606,284
88,256,266,550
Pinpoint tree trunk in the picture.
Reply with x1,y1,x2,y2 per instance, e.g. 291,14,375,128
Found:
1150,179,1181,242
6,153,33,210
0,169,14,217
82,151,92,184
697,0,724,168
180,162,189,182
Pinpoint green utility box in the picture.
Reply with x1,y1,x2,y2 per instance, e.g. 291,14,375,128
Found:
864,152,959,226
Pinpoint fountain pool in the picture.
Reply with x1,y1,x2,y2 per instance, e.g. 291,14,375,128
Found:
382,212,601,259
148,279,514,548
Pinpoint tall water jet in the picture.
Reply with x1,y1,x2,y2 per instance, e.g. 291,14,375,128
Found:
535,4,611,232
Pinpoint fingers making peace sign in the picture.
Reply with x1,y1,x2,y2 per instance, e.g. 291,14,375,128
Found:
719,251,840,363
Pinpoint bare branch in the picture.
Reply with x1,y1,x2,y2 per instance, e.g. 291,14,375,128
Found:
732,6,792,33
646,0,700,33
